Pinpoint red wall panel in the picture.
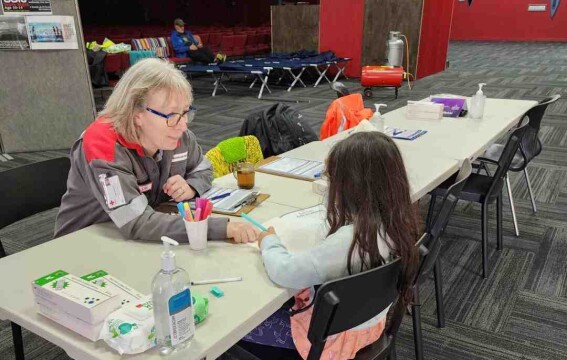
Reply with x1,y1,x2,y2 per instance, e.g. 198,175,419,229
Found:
451,0,567,41
417,0,454,79
319,0,365,77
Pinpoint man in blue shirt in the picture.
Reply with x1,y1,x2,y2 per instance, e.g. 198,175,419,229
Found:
171,18,224,63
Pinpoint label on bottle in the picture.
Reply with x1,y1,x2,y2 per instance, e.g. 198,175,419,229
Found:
168,289,194,346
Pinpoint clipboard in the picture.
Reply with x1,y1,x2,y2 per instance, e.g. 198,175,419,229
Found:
154,193,270,216
256,156,323,182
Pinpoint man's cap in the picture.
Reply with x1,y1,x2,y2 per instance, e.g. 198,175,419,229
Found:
174,18,185,26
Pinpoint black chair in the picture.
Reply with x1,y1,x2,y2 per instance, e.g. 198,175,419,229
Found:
306,258,402,360
481,95,560,236
330,81,350,98
427,118,529,279
413,159,472,360
0,157,71,360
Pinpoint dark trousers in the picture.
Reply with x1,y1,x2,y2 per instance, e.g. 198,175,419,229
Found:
188,46,215,64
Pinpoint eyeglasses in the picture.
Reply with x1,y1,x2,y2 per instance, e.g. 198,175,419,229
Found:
145,106,197,127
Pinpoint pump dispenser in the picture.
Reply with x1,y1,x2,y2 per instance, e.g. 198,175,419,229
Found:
152,236,194,355
470,83,486,119
369,104,387,132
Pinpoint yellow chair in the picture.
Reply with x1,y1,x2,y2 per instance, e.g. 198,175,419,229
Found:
205,135,263,178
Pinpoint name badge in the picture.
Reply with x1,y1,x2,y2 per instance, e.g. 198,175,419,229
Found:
138,182,153,193
99,174,126,209
172,152,188,163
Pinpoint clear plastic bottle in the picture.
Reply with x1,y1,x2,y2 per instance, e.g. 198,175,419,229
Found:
470,83,487,119
369,104,387,132
152,237,194,355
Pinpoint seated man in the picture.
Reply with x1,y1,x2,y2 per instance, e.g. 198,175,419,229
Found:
171,18,224,64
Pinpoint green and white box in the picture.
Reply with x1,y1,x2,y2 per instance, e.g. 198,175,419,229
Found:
32,270,121,325
81,270,145,307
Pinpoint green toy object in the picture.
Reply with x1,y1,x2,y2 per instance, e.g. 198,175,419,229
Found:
192,291,209,324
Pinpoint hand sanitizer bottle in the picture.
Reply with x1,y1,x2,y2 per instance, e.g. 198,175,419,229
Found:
470,83,486,119
152,236,194,355
369,104,387,132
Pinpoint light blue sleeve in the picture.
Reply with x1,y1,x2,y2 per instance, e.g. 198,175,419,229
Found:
260,234,324,290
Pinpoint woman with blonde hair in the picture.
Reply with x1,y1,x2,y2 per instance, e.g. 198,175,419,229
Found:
55,58,257,243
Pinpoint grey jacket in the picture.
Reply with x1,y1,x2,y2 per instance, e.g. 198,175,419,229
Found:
55,118,227,242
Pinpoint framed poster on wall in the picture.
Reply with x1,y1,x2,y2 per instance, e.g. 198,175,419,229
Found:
1,0,52,16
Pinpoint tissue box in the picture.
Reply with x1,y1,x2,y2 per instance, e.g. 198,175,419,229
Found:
37,300,103,341
406,101,444,120
81,270,144,307
32,270,121,325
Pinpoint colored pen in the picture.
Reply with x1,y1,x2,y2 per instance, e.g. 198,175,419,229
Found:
183,202,194,222
195,208,202,222
190,277,242,286
240,212,268,231
177,202,186,217
210,192,231,201
313,172,322,178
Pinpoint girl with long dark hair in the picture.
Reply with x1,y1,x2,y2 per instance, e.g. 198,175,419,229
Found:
243,131,420,359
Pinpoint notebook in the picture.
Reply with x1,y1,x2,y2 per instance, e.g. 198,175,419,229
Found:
258,157,325,181
385,126,427,140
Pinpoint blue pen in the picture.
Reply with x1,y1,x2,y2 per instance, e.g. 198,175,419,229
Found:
240,212,268,231
210,192,231,201
393,129,403,136
313,172,322,178
177,202,186,218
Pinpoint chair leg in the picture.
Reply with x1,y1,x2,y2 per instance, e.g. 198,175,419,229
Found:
11,322,25,360
505,174,520,237
426,194,437,231
497,193,503,251
524,168,537,213
388,343,397,360
481,202,489,279
0,240,6,258
411,304,424,360
433,260,445,328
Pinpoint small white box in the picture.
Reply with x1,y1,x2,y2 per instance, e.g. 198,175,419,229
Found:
81,270,145,307
37,300,103,341
406,101,444,120
32,270,121,325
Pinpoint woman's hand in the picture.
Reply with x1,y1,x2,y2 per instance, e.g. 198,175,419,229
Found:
163,175,196,202
189,44,198,51
257,226,276,247
227,222,260,243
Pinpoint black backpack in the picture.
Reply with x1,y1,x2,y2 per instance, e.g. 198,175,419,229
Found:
239,103,319,158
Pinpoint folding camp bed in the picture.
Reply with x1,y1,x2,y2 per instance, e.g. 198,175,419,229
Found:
179,64,272,99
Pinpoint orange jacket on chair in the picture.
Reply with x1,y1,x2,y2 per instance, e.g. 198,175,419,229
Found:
320,94,374,140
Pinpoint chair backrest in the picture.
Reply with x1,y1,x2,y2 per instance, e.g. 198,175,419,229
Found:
416,159,472,285
330,81,350,98
306,258,402,360
0,157,70,230
519,95,561,165
488,117,530,198
205,136,264,178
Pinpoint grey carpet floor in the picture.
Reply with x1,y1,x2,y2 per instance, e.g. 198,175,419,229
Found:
1,41,566,359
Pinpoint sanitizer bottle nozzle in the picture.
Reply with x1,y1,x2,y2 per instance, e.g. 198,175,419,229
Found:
160,236,178,272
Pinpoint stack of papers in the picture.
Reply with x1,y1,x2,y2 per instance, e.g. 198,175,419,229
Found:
258,157,324,180
194,187,258,213
385,126,427,140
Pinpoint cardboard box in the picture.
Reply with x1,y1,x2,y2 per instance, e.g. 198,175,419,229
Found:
32,270,121,325
81,270,145,307
37,299,103,341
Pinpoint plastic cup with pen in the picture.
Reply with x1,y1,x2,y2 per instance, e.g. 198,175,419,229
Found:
178,199,213,250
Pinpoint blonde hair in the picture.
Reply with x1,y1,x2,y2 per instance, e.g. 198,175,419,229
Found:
99,58,193,143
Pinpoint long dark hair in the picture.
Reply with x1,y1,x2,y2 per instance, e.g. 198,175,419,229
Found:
325,132,420,303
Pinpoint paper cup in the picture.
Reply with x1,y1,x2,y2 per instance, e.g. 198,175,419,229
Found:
184,218,208,251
